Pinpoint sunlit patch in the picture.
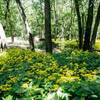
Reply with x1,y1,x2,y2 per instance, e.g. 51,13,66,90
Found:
0,51,7,57
21,83,29,88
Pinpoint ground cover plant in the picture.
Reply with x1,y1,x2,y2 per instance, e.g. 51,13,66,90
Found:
0,48,100,100
95,40,100,50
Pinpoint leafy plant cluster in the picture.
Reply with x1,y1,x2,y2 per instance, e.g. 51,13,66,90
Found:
53,39,78,50
95,40,100,50
54,39,100,50
0,48,59,99
0,48,100,99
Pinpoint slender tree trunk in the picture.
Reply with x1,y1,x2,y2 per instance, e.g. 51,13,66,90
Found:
39,0,44,39
15,0,35,51
4,0,10,34
3,0,11,48
82,13,85,38
5,0,10,21
83,0,94,51
54,0,58,40
16,0,30,35
44,0,52,53
90,2,100,51
29,33,35,51
70,0,73,40
74,0,83,49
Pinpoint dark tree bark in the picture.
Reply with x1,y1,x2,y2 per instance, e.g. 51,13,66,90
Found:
4,0,10,35
15,0,35,51
82,12,85,39
29,33,35,51
83,0,94,51
44,0,52,53
16,0,28,34
5,0,10,21
74,0,83,49
90,2,100,51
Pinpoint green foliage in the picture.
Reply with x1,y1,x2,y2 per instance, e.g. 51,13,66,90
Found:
46,89,69,100
0,48,100,99
95,40,100,50
53,39,78,50
3,95,13,100
61,79,100,99
35,41,45,50
0,48,59,99
53,48,100,70
53,48,100,99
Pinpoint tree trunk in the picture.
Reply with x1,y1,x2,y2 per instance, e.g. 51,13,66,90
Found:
39,0,44,39
53,0,58,40
44,0,52,53
83,0,94,51
4,0,10,36
82,12,85,38
74,0,83,49
90,2,100,51
5,0,10,21
15,0,35,51
16,0,31,35
29,33,35,51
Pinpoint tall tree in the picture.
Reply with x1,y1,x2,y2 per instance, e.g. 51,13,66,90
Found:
74,0,83,49
83,0,95,51
5,0,10,21
53,0,59,40
5,0,15,43
15,0,34,51
44,0,52,53
90,2,100,51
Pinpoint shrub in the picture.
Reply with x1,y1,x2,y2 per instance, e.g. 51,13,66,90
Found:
95,40,100,50
61,79,100,100
0,48,100,99
0,48,59,99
